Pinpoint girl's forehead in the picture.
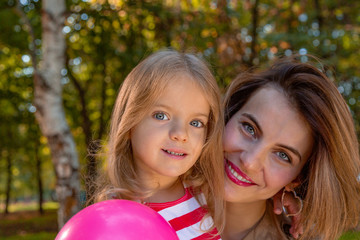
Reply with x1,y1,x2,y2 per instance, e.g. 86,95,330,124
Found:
150,76,211,116
166,73,212,97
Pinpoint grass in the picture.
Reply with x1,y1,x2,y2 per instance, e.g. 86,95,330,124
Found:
1,201,360,239
5,201,59,212
0,232,57,240
0,202,58,240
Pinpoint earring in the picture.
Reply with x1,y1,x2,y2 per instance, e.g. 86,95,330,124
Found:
281,188,303,217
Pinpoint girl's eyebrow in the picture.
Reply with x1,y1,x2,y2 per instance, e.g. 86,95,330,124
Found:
154,103,209,119
153,103,170,108
242,113,302,161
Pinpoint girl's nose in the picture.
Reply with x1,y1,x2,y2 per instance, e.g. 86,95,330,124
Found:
170,121,188,142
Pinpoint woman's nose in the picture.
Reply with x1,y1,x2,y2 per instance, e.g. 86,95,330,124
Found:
241,146,265,171
169,121,188,142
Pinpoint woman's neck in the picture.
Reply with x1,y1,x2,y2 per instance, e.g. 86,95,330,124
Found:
223,200,267,240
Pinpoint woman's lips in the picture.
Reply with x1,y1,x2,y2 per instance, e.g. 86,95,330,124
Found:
225,159,256,186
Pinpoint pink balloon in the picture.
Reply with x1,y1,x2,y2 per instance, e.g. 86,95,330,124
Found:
56,199,179,240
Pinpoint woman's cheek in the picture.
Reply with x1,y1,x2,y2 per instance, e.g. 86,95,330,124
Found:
223,124,238,150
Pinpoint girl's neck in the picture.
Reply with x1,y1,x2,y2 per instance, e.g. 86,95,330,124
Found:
144,178,185,203
223,200,267,240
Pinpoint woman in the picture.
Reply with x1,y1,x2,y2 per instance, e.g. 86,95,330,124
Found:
221,56,360,239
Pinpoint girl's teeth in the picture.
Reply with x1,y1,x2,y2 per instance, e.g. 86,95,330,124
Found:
228,164,252,184
165,150,184,156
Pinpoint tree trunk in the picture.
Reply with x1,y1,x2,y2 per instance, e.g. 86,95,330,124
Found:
287,0,295,34
249,0,259,67
85,53,108,202
66,39,109,203
33,0,81,228
314,0,323,31
35,136,44,215
66,61,96,203
5,152,12,214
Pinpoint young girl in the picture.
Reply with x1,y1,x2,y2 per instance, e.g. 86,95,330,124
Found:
94,49,225,239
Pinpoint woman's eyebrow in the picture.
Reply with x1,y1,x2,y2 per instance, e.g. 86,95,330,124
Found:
277,144,302,161
242,113,263,135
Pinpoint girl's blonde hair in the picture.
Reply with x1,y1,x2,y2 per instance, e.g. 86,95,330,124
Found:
223,55,360,239
94,49,225,232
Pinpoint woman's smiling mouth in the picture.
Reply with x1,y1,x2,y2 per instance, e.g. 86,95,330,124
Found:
225,159,256,186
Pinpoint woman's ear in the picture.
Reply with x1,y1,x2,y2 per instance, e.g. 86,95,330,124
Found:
285,177,301,191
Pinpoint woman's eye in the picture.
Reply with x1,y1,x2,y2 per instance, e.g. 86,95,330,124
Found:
190,120,204,128
153,112,168,120
276,152,290,162
243,123,255,136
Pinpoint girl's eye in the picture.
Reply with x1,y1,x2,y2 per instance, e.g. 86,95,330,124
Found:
243,123,255,136
154,112,169,121
190,120,204,128
276,151,291,162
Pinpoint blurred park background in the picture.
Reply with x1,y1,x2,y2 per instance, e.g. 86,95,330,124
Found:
1,0,360,239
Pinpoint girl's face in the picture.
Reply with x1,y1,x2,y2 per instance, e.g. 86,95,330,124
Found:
223,86,313,203
130,75,210,187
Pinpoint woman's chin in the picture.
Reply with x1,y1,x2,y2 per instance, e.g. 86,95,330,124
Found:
224,177,245,202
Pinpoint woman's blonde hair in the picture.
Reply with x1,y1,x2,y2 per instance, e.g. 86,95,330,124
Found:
223,55,360,239
94,49,225,232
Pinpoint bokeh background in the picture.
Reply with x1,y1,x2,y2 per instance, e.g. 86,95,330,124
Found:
1,0,360,239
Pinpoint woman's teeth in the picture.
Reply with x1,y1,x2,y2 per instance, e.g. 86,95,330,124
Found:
228,164,252,184
164,149,184,156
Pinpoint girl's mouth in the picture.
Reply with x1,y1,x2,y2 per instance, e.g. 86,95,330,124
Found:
225,159,256,186
162,148,187,159
163,149,185,156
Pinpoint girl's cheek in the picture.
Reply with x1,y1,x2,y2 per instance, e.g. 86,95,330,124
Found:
189,130,206,144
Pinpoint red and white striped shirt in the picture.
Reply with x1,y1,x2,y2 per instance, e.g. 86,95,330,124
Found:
146,187,221,240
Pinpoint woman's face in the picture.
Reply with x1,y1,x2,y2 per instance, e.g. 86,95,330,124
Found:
223,86,313,203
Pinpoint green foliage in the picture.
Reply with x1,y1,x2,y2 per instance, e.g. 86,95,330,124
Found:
339,231,360,240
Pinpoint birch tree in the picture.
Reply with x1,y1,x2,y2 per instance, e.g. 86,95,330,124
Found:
30,0,81,228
